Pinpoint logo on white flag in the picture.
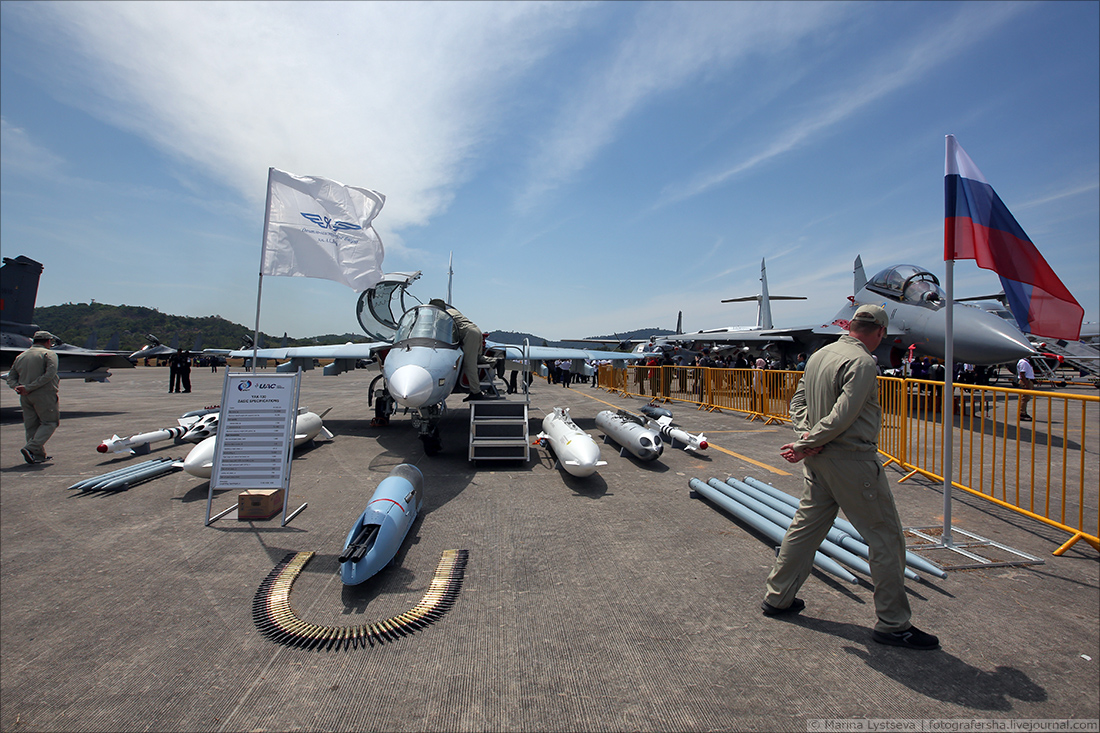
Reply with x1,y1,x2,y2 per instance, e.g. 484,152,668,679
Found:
300,213,363,232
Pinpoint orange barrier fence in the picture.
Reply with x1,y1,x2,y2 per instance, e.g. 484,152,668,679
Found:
597,364,1099,554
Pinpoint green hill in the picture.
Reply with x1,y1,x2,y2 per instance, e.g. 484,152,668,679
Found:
32,302,359,352
33,302,673,353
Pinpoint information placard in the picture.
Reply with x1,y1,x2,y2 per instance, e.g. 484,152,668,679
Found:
211,372,300,491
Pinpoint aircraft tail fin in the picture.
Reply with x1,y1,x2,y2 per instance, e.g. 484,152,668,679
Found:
446,251,454,306
853,255,867,294
759,258,772,330
0,255,44,337
85,331,98,350
719,257,804,330
675,311,683,334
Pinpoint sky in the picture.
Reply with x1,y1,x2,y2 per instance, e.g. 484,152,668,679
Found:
1,1,1097,343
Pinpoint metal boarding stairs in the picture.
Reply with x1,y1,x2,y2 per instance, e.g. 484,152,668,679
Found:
1033,337,1100,381
468,340,531,462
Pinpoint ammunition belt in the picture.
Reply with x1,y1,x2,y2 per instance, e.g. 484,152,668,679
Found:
253,549,468,649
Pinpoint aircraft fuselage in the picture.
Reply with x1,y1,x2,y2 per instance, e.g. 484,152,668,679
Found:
835,264,1036,366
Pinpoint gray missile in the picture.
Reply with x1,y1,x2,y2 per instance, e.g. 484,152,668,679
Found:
723,478,921,582
741,476,947,579
689,478,857,583
706,479,878,580
595,410,664,461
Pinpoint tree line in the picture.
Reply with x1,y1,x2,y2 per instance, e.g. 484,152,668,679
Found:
33,302,359,352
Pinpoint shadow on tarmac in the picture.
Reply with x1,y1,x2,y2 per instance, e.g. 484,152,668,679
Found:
781,615,1048,710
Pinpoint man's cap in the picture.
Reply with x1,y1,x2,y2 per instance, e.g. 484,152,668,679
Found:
851,304,888,329
32,330,55,342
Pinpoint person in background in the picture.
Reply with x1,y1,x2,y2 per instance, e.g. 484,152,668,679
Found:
1016,355,1035,421
5,331,60,464
178,351,192,393
168,349,180,392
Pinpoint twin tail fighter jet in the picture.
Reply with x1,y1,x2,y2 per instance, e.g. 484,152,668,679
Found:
1,255,135,382
673,257,1036,368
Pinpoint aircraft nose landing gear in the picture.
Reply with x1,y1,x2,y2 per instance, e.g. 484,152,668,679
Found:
420,429,443,456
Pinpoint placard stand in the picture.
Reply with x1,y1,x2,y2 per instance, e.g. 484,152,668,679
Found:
204,371,306,525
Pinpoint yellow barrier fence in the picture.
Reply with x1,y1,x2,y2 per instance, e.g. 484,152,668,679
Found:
878,379,1099,556
597,364,1099,554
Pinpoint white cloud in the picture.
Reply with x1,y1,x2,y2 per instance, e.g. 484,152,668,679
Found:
17,1,588,232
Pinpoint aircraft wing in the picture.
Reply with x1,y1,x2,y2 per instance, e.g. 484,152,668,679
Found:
227,342,389,360
674,328,801,343
2,342,135,383
485,341,638,362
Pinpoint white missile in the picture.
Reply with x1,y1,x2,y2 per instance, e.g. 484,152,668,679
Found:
180,410,333,478
536,407,606,478
97,425,188,455
595,410,664,461
180,411,220,442
645,414,707,452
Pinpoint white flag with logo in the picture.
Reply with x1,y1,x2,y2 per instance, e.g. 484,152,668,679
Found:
261,168,386,291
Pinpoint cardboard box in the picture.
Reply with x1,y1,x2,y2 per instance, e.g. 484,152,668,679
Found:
237,489,284,521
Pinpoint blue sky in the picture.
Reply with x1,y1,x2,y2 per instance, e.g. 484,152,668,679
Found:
2,1,1097,342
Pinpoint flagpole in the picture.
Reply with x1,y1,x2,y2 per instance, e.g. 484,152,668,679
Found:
942,259,954,547
942,135,955,547
254,167,276,375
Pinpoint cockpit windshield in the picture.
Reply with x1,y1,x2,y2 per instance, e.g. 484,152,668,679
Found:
393,305,457,346
866,265,945,308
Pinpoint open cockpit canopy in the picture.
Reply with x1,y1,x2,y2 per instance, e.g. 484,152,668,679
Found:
356,271,422,341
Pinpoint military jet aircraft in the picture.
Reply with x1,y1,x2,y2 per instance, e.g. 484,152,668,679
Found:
672,258,809,359
130,333,185,362
229,270,638,454
1,255,135,382
676,256,1037,368
829,257,1037,367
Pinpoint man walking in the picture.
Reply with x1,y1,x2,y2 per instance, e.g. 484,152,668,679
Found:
1016,355,1035,421
5,330,60,464
761,305,938,651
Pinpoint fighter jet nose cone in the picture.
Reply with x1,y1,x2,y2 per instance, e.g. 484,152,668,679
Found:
952,307,1036,364
388,364,435,407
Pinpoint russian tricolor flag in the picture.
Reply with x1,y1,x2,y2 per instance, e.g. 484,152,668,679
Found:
944,135,1083,342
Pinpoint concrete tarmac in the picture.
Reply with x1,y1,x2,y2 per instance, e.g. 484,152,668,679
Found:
2,366,1097,732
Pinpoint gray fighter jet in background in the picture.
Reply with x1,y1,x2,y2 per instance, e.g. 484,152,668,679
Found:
675,256,1037,368
1,255,135,382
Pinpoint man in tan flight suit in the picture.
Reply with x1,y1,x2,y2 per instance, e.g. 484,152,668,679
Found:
428,299,486,400
6,330,60,464
761,304,939,650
